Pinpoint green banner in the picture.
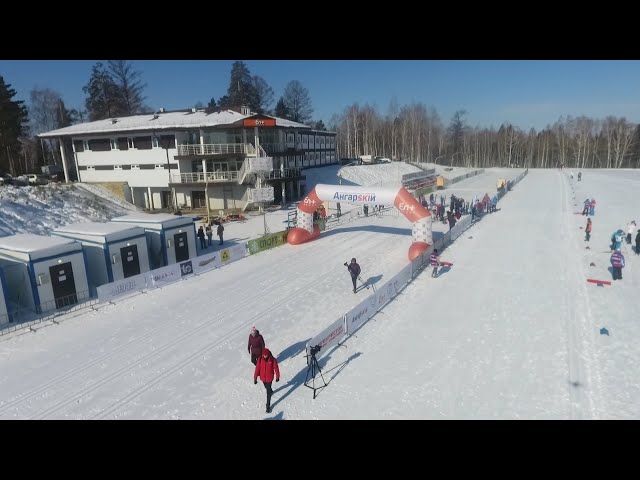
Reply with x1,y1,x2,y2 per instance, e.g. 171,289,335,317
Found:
248,230,289,255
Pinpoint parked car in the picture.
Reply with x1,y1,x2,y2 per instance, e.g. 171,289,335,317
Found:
26,174,48,185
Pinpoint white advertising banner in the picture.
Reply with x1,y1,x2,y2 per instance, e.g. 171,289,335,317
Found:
192,252,221,275
371,279,393,312
249,187,275,203
389,264,412,295
145,263,182,289
315,184,399,206
306,316,346,360
248,157,274,173
345,296,375,335
229,243,247,262
97,272,148,303
217,243,247,266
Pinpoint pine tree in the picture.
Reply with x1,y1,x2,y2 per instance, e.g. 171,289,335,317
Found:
208,97,217,108
314,120,327,131
108,60,147,116
0,75,29,175
226,61,257,111
83,62,124,121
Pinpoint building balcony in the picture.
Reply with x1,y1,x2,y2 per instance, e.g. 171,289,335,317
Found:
264,168,304,180
170,171,239,184
176,143,257,156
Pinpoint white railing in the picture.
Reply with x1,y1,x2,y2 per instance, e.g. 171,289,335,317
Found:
171,171,239,183
176,143,257,156
265,168,303,179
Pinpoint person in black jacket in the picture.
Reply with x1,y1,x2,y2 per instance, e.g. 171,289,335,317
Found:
217,222,224,245
345,258,361,293
636,229,640,255
197,225,206,249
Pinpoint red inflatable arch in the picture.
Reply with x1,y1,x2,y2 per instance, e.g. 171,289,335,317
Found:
288,184,433,261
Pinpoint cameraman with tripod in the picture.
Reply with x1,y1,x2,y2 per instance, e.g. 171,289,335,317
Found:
345,258,361,293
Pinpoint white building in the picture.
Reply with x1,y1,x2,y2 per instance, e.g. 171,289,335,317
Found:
0,234,90,316
38,107,338,212
110,213,198,269
0,268,9,325
51,222,151,296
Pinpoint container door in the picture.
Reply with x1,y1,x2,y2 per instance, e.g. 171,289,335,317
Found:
174,232,189,262
49,262,78,309
121,244,141,278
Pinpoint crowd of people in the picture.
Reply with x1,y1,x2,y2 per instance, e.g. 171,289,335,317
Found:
417,192,497,231
197,221,225,250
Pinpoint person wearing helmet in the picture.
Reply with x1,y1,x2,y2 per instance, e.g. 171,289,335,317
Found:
611,229,624,251
345,258,361,293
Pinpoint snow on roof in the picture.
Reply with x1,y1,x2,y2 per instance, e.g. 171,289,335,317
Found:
39,109,311,138
111,213,192,224
0,233,76,253
53,222,141,237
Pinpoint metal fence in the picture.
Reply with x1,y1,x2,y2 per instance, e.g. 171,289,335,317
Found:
1,290,98,336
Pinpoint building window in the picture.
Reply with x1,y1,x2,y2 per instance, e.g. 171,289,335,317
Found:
73,140,84,152
110,138,118,150
117,138,129,150
134,137,152,150
128,138,134,149
88,139,111,151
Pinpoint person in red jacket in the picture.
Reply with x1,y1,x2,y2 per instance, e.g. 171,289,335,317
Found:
584,218,592,242
247,327,265,365
254,348,280,413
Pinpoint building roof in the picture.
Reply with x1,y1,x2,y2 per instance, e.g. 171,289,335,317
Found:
53,222,142,237
111,213,194,225
0,234,76,253
38,109,314,138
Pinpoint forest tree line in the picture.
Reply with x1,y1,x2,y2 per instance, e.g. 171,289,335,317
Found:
328,102,640,169
2,62,639,176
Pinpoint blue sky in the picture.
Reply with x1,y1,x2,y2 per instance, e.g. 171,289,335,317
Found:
1,60,639,131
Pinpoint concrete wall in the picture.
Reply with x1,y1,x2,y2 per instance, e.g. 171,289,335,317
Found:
0,261,34,311
82,244,111,295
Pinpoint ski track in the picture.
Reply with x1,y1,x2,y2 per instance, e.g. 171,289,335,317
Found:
7,212,407,419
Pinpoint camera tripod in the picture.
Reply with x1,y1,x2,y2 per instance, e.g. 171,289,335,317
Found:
304,349,327,399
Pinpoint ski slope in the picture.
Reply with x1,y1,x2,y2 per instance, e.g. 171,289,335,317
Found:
0,168,638,419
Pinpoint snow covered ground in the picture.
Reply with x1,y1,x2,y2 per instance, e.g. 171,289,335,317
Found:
1,166,637,419
0,183,135,238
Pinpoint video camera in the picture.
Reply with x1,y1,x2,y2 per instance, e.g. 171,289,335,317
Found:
309,345,322,356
